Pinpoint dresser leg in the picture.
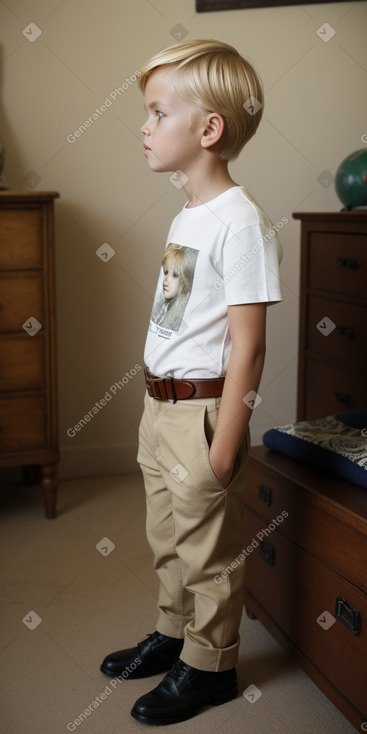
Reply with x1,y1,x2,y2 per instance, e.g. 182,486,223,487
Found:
41,463,58,518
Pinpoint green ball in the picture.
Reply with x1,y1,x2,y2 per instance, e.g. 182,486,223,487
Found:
335,149,367,208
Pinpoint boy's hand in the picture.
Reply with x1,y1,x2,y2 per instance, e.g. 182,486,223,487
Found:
209,447,234,489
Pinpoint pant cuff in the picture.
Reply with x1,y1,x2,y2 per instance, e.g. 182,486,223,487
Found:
179,635,240,672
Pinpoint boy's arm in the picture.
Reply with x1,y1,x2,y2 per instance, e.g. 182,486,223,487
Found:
209,302,267,488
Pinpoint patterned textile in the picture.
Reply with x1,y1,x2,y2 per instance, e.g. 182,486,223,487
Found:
263,412,367,489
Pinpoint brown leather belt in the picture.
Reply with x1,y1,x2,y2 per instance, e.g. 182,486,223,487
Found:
144,369,224,402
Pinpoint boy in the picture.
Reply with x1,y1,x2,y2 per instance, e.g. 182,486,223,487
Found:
101,39,283,725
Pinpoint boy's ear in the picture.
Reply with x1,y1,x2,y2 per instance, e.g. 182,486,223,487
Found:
200,113,225,150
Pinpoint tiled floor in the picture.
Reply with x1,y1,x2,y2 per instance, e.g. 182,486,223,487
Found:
0,472,358,733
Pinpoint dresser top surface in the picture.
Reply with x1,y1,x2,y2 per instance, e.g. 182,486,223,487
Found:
293,211,367,222
0,191,59,203
250,445,367,529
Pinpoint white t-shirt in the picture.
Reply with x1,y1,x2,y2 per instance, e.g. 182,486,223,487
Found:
144,185,283,379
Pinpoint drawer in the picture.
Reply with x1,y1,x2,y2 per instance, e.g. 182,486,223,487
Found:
245,463,367,593
0,275,44,332
308,233,367,298
303,358,367,418
244,510,367,715
0,337,45,392
0,396,47,452
306,295,367,369
0,208,42,270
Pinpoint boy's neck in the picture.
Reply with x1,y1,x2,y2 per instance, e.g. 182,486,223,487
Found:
182,157,238,208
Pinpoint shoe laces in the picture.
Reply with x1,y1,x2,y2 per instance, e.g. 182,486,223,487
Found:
168,658,190,685
137,631,158,652
146,632,168,642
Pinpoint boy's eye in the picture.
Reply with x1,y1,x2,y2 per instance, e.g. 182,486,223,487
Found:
156,111,164,121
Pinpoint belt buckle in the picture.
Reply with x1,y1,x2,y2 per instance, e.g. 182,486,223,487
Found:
145,370,178,403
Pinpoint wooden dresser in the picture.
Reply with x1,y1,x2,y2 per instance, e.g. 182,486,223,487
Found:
0,191,59,517
294,212,367,421
244,212,367,731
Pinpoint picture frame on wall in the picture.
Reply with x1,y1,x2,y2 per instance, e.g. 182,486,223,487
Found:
197,0,352,10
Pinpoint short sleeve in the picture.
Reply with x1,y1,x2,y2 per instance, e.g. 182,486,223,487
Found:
222,223,283,305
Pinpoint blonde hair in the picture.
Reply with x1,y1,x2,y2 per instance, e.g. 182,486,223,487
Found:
138,39,263,161
162,244,193,296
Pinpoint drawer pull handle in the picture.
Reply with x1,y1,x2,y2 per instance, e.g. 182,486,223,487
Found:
335,596,362,636
333,391,352,404
258,483,272,506
337,257,360,269
259,540,275,566
336,325,357,338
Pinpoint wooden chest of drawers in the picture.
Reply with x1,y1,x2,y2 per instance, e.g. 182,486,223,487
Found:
293,212,367,420
244,212,367,730
244,446,367,731
0,192,59,517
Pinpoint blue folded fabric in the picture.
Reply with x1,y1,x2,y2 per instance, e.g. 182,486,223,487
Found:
262,411,367,489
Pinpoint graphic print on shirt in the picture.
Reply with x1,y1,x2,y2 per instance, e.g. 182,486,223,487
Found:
149,243,199,338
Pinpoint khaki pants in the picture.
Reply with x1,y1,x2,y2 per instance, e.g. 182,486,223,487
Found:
137,392,249,672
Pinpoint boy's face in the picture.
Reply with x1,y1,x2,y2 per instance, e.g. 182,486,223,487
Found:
141,67,205,174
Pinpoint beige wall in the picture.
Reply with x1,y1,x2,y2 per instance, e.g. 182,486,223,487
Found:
1,0,366,478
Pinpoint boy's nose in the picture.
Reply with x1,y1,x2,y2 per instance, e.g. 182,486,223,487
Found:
141,120,150,135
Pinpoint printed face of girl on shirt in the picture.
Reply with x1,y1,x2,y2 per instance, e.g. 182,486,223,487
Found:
163,254,180,300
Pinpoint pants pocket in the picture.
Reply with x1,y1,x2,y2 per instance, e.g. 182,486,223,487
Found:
202,401,249,490
156,400,248,496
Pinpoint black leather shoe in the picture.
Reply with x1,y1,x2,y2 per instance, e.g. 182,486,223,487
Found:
130,658,238,725
100,632,184,678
